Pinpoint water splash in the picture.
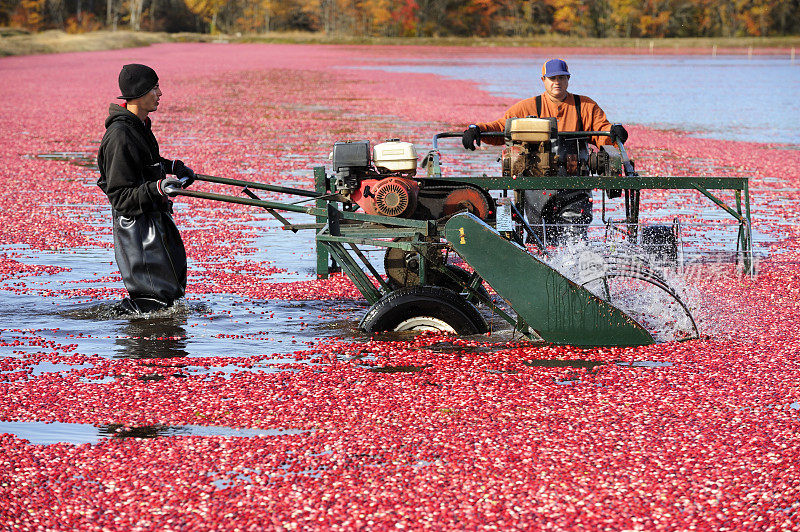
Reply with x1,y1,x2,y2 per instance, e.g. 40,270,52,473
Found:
540,237,700,343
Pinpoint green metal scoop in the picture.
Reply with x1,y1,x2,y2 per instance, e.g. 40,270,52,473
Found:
444,213,655,347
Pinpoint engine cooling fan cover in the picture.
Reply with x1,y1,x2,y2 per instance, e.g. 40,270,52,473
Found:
373,178,418,217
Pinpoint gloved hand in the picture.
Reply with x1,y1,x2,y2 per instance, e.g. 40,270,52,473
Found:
462,125,481,150
158,176,183,197
172,159,196,188
610,124,628,144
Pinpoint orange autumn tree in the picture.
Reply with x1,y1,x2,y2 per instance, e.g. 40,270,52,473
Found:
360,0,392,34
738,0,772,36
13,0,45,30
234,0,318,33
547,0,585,34
184,0,227,32
637,0,671,37
465,0,501,36
608,0,642,36
394,0,417,35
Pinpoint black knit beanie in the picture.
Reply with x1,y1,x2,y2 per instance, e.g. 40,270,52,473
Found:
117,64,159,100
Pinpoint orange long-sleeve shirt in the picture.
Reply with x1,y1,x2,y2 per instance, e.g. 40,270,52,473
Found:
476,92,613,147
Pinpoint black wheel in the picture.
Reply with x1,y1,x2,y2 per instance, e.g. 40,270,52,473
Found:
360,286,488,335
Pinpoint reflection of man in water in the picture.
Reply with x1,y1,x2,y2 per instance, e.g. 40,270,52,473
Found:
97,64,196,313
116,317,189,359
462,59,629,238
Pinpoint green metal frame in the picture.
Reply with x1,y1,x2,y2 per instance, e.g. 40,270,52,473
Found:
310,171,754,277
315,167,330,278
438,175,753,274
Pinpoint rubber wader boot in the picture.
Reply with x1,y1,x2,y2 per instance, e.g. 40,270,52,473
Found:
114,297,171,315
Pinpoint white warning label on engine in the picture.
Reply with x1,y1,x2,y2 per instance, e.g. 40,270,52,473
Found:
496,197,513,232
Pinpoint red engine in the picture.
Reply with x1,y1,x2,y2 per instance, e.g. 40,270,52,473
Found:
331,139,492,221
351,177,420,218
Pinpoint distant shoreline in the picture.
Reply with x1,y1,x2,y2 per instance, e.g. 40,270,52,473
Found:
2,29,799,58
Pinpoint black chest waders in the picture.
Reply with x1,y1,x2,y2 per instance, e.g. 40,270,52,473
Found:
113,209,187,310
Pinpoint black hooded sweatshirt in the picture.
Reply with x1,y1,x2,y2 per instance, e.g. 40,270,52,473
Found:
97,103,174,217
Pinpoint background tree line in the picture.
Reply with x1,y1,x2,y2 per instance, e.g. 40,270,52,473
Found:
2,0,798,38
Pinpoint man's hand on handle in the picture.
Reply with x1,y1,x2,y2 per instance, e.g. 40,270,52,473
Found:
158,176,183,197
608,125,629,199
462,125,481,150
610,124,628,144
172,159,196,188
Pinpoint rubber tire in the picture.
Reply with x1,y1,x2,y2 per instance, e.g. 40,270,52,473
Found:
360,285,488,335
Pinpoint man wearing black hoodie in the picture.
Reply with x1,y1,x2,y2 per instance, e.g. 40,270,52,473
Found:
97,64,196,314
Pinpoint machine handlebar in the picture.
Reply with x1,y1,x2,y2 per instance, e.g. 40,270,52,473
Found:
432,131,504,150
432,130,618,150
431,129,634,176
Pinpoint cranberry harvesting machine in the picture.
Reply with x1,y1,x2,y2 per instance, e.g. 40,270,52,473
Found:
171,121,753,346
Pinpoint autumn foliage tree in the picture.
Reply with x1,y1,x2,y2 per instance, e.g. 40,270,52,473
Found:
183,0,226,32
1,0,799,37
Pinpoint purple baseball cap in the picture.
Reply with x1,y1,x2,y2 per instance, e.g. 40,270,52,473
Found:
542,58,570,78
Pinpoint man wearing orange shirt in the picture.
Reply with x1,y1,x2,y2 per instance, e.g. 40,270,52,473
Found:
462,59,628,241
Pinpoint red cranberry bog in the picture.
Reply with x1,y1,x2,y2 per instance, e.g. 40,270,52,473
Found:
1,44,799,529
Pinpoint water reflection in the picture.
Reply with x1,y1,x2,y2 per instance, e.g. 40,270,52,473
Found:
100,423,169,439
0,421,312,445
524,359,605,369
29,151,98,169
97,423,312,440
115,317,189,359
368,364,431,373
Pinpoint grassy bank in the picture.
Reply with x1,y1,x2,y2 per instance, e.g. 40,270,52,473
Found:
239,31,800,51
2,28,799,57
0,29,219,57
